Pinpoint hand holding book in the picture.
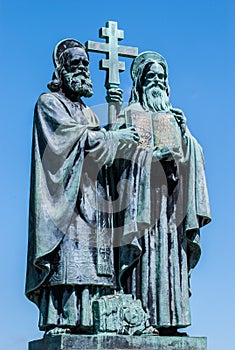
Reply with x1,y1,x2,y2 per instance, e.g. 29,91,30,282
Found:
153,145,182,162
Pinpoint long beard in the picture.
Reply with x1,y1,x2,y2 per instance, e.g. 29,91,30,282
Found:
62,70,93,97
142,84,171,112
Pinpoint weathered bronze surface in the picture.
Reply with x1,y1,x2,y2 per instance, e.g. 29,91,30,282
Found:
86,21,138,124
25,37,139,335
114,51,211,332
26,21,211,349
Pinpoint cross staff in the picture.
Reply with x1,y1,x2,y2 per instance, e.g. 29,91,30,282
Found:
85,21,138,125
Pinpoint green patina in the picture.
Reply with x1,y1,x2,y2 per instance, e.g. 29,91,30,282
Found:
86,21,138,124
86,21,138,88
26,21,211,349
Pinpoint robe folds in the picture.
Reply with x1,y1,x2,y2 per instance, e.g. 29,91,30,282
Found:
114,103,211,329
25,92,120,311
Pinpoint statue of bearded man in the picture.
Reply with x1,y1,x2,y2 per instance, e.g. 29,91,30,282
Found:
25,39,139,336
114,52,211,336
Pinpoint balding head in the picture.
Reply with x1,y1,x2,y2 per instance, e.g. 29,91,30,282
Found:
48,40,93,100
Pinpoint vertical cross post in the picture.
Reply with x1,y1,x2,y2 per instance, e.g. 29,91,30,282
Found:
86,21,138,125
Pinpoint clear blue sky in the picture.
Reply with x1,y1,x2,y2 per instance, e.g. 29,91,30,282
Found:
1,1,234,349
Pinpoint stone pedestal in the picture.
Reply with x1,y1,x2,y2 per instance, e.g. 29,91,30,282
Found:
29,334,207,350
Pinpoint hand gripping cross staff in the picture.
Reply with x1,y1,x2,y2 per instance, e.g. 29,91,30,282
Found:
86,21,138,126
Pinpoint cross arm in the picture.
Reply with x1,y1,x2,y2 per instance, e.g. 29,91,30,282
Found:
85,40,109,54
118,45,138,58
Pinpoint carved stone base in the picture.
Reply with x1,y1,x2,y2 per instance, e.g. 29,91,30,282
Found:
29,334,207,350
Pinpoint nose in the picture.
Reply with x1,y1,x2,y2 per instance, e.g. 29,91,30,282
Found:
153,75,159,82
78,63,86,71
151,75,162,85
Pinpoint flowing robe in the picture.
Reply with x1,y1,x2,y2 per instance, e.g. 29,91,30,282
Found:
25,92,119,330
114,103,211,329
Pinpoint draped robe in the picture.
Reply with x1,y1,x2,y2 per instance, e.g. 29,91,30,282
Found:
114,103,211,329
25,92,120,330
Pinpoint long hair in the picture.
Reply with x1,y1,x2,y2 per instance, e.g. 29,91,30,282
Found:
47,65,63,92
129,59,169,107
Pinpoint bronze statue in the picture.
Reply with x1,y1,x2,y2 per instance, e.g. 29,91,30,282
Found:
26,24,211,343
115,51,211,336
25,38,138,335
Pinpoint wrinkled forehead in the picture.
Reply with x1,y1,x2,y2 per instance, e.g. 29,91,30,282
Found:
148,62,165,74
62,47,89,62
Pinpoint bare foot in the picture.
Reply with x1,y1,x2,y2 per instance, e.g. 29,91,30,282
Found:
142,326,159,336
46,327,72,336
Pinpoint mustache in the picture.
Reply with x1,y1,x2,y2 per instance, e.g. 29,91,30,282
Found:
72,70,90,79
63,71,93,88
146,81,166,91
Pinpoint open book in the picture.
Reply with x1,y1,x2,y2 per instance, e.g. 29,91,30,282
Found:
125,109,183,153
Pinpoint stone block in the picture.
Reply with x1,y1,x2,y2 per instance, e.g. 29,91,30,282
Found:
29,334,207,350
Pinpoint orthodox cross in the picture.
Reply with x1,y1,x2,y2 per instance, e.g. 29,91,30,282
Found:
99,247,111,261
86,21,138,124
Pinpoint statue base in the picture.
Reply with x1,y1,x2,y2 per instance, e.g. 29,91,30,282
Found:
29,334,207,350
